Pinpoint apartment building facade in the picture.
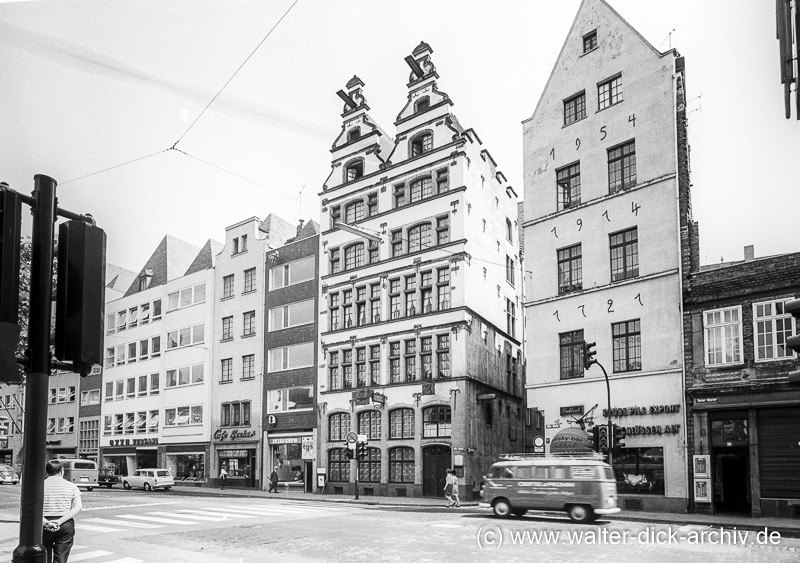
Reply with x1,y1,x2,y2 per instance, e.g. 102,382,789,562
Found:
317,43,524,498
522,0,695,512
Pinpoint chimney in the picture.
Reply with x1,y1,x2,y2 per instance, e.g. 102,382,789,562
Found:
297,219,305,236
744,245,754,262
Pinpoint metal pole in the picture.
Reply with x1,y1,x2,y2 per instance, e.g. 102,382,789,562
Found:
13,175,57,563
597,361,613,468
354,458,359,500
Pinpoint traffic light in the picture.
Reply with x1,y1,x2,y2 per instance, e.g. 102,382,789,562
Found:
0,186,22,326
584,341,597,370
342,441,354,459
591,426,600,452
356,441,368,460
596,424,609,452
612,424,626,449
786,299,800,385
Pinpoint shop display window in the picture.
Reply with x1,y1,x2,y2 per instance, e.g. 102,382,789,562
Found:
168,454,205,481
613,447,664,495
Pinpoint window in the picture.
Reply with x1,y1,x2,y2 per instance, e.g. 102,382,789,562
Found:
243,268,256,293
165,405,203,426
368,240,379,264
106,313,116,334
423,406,451,437
345,159,364,182
415,96,430,113
558,244,583,294
221,401,251,427
608,140,637,193
391,230,403,257
167,323,205,349
614,447,665,496
389,447,414,483
410,178,432,202
347,127,361,142
222,275,234,299
420,337,433,379
506,218,513,243
117,310,127,331
358,447,381,483
152,300,162,320
436,168,449,193
610,227,639,282
242,354,255,379
240,234,248,252
506,298,516,338
369,345,381,384
243,311,256,336
139,338,149,360
367,193,378,217
329,247,340,274
127,342,137,363
583,29,597,53
48,389,57,405
269,299,315,331
268,386,314,412
437,334,450,378
139,303,150,324
613,319,642,372
393,184,406,208
705,306,743,366
754,299,796,361
389,341,401,383
358,411,381,440
437,268,450,310
356,346,367,386
147,410,159,433
167,283,206,311
80,389,100,406
560,329,585,380
556,162,581,210
390,408,414,439
329,351,341,390
128,307,139,328
598,74,622,109
150,373,159,395
344,243,365,270
151,336,161,357
345,200,364,224
405,224,431,255
269,256,315,289
138,375,148,396
506,255,515,286
330,205,341,229
404,339,417,381
329,294,341,331
221,358,233,383
436,215,450,246
410,133,432,157
329,413,350,441
564,91,586,125
329,449,351,482
166,364,204,388
342,349,353,388
268,342,314,371
222,316,233,340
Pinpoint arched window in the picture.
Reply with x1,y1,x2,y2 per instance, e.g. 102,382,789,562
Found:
408,224,432,253
422,405,451,437
389,408,414,439
358,447,381,483
345,159,364,182
409,177,432,202
329,412,350,441
344,200,364,224
415,97,430,113
358,410,381,440
410,133,432,157
344,243,365,270
506,218,513,242
347,127,361,142
389,447,414,483
329,449,351,482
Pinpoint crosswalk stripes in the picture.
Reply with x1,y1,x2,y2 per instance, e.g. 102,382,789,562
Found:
0,544,143,563
82,517,163,529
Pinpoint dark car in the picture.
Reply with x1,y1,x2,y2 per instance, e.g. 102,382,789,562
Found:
98,470,120,488
0,465,19,485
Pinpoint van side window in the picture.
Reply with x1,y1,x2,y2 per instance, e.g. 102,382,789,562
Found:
516,467,534,479
572,466,596,478
491,466,514,479
533,466,548,479
551,466,568,479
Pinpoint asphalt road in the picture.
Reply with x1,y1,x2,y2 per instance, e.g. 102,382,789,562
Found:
0,487,798,562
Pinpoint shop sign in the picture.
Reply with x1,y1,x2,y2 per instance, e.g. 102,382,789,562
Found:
268,436,302,445
560,405,584,417
219,450,248,458
694,397,719,403
213,428,257,442
621,424,681,435
602,404,680,417
46,440,62,445
108,438,158,446
268,415,277,426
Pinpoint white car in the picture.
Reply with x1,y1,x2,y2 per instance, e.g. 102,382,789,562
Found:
122,469,174,491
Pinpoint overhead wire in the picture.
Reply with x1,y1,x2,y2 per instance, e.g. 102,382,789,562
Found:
61,149,171,185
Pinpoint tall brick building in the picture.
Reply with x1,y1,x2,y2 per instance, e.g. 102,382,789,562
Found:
684,248,800,518
521,0,696,512
317,43,524,498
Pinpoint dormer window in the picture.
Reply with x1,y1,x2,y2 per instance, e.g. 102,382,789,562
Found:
137,270,153,292
345,159,364,182
415,97,430,113
347,127,361,142
411,133,432,157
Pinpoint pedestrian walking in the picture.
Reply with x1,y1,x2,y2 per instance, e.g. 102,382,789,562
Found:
219,464,228,490
449,470,462,507
268,466,279,493
443,469,454,507
42,459,83,563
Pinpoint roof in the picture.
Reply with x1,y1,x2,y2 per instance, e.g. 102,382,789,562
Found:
123,235,202,296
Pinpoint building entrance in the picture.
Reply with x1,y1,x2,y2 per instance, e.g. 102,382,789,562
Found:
710,412,750,514
422,445,450,497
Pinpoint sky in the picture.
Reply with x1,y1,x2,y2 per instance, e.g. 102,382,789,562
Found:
1,0,797,274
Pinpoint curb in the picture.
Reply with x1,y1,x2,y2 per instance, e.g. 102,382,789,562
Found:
606,514,800,539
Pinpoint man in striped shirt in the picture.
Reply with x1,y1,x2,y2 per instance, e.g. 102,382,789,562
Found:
42,460,83,563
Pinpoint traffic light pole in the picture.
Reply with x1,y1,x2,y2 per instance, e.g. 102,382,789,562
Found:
596,361,613,469
13,175,57,563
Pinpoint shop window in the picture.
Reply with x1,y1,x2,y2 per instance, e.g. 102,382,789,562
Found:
613,447,665,495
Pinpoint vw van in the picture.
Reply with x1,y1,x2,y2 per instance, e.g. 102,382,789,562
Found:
54,459,98,492
480,456,620,523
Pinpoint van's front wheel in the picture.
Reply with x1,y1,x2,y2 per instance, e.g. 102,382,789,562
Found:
567,504,594,523
492,499,512,517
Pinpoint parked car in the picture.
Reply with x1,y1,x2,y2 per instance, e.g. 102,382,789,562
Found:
122,469,174,491
0,465,19,485
98,470,120,488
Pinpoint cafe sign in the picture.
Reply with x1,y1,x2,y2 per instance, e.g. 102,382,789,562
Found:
560,405,584,417
213,428,257,442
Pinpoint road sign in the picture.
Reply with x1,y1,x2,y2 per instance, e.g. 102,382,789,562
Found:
345,431,358,444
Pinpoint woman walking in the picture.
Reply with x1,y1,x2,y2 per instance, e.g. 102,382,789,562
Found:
444,469,461,507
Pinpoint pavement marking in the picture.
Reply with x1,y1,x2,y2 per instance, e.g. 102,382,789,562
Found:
67,550,113,561
83,502,176,512
76,523,125,532
116,514,196,525
175,509,255,519
247,503,346,512
106,558,144,563
83,517,162,529
148,511,228,522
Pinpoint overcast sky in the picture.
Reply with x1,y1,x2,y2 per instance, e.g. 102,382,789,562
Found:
1,0,797,274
